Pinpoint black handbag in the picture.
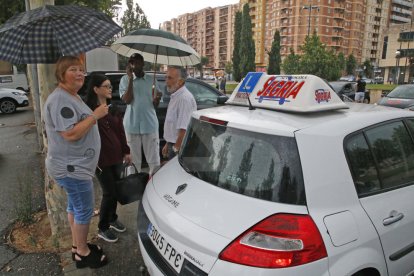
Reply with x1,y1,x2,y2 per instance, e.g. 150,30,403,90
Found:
115,163,149,205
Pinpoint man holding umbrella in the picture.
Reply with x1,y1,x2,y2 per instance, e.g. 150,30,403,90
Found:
119,53,161,175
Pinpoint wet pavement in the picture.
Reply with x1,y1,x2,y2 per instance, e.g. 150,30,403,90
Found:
0,107,145,275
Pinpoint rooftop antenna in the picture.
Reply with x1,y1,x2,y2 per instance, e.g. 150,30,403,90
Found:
242,74,255,110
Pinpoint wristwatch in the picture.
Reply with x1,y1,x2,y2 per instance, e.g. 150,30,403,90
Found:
172,145,179,154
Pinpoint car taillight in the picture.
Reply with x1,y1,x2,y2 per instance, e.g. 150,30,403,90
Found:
219,213,327,268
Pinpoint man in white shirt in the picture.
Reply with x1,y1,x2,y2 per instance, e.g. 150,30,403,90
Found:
162,66,197,160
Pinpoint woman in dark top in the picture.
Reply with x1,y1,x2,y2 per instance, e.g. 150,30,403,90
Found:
86,74,131,243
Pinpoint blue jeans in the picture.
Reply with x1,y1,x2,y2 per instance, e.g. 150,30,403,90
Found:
56,177,94,225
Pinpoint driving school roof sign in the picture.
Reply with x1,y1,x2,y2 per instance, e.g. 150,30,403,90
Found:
227,73,348,112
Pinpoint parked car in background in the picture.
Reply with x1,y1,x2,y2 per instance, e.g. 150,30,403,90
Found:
78,71,229,139
0,88,29,114
138,74,414,276
377,84,414,109
339,75,356,82
374,76,384,84
328,81,370,103
0,66,29,92
362,77,374,84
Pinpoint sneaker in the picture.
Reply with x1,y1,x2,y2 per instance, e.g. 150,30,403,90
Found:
98,228,118,243
109,220,126,233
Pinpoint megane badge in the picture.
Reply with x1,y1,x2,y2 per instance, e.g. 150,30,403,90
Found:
176,183,187,195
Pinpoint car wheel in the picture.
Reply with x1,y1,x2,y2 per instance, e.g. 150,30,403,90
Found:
363,98,370,104
0,99,17,114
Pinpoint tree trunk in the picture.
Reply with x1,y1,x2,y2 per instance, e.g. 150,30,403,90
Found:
27,0,70,237
38,63,71,236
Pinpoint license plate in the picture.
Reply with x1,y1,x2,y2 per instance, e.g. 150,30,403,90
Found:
147,222,184,272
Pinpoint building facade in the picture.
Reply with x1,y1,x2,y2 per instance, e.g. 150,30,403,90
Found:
161,4,239,72
161,0,414,76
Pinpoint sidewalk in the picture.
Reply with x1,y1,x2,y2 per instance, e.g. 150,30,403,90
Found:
0,108,146,275
61,200,146,275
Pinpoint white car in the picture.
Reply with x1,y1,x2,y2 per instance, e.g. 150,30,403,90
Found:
0,88,29,114
138,73,414,276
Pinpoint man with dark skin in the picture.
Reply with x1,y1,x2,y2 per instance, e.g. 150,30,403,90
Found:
119,53,161,174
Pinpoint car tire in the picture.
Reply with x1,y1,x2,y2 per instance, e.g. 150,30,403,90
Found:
0,99,17,114
363,98,370,104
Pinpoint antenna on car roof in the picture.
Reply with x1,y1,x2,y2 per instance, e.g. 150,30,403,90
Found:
242,75,255,110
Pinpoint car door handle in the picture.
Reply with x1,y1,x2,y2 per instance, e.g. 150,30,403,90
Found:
383,210,404,226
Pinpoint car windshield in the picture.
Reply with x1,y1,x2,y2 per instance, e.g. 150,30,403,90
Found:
179,118,306,205
387,86,414,99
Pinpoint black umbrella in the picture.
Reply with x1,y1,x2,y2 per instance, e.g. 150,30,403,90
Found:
0,5,122,64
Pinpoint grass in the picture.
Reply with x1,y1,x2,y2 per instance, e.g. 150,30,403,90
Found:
366,84,397,91
13,169,34,224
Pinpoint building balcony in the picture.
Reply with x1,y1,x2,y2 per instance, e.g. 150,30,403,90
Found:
392,0,414,9
391,14,411,23
333,13,345,19
333,22,344,28
392,6,413,16
334,6,345,11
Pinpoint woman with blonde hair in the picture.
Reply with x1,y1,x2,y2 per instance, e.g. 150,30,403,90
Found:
43,56,109,269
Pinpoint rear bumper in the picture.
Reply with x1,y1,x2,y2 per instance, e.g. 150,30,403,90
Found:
137,201,208,276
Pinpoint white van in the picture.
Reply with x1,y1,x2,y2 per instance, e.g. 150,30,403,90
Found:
0,66,29,92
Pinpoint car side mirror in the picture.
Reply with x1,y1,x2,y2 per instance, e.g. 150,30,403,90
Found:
217,95,229,105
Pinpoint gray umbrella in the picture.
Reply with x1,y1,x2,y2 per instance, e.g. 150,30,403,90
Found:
0,5,122,64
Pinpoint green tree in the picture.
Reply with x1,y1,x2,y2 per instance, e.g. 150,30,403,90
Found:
239,4,256,78
224,61,233,79
232,11,242,82
282,48,301,74
195,56,209,80
55,0,121,18
363,59,373,78
0,1,25,25
282,33,341,80
299,33,329,77
120,0,150,35
0,0,121,25
337,52,346,74
267,29,281,74
118,0,151,69
346,54,357,75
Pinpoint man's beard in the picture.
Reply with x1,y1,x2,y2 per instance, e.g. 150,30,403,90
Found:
166,86,177,94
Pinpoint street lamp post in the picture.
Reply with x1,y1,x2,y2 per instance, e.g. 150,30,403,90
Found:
303,5,319,37
396,50,401,85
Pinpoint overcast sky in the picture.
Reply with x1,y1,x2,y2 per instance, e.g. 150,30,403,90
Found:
120,0,239,29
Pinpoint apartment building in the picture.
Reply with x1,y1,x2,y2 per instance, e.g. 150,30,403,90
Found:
379,23,414,83
246,0,366,67
363,0,389,67
161,4,239,71
389,0,414,24
161,0,414,74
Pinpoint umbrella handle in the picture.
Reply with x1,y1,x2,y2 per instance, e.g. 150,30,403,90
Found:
152,46,159,99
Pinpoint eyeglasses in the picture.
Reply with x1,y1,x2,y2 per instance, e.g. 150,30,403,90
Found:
100,85,112,89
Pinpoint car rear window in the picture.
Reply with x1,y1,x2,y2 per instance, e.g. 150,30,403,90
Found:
387,86,414,99
179,118,306,205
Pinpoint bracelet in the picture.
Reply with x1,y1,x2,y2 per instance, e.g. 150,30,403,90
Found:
90,114,98,124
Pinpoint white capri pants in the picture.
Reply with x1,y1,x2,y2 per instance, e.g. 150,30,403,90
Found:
126,132,160,175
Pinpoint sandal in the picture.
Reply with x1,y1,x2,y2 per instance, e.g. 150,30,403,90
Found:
75,249,108,269
72,243,103,261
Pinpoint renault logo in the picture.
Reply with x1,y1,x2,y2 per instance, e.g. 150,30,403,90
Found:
175,183,187,195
